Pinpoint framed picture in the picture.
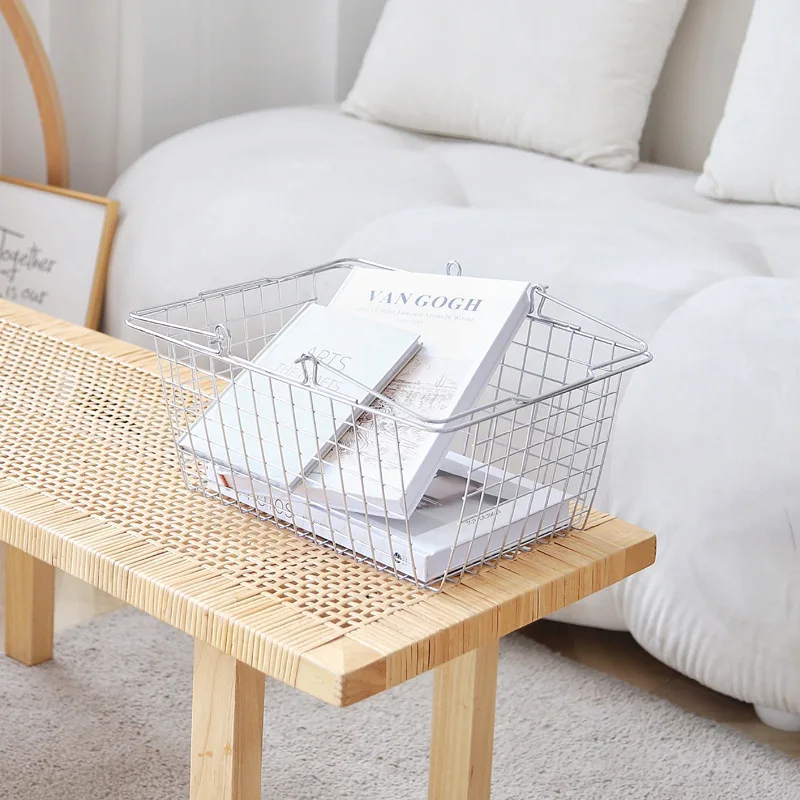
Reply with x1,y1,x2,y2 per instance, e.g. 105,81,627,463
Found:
0,175,118,328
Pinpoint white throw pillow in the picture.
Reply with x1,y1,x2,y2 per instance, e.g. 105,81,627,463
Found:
696,0,800,207
343,0,688,171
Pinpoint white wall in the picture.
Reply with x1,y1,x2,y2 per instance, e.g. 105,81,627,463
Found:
0,0,385,195
335,0,386,99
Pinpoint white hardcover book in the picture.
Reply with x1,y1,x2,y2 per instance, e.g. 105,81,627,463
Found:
178,303,421,489
208,458,572,584
301,268,532,519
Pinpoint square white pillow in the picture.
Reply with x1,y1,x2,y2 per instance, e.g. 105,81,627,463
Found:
343,0,688,171
696,0,800,207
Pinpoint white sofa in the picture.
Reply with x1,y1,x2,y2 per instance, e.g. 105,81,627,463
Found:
105,0,800,730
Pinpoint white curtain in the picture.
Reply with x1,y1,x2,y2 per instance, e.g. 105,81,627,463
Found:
0,0,384,195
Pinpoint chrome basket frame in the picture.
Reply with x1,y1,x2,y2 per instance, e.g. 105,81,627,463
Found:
127,258,651,590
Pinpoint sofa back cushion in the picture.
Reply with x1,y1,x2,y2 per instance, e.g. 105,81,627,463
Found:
693,0,800,207
343,0,688,172
339,0,758,173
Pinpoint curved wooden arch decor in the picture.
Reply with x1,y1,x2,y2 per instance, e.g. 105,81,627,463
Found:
0,0,69,187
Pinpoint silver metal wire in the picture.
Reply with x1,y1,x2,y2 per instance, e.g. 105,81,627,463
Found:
127,258,651,590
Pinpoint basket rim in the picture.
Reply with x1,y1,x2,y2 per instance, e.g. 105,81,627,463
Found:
125,258,652,433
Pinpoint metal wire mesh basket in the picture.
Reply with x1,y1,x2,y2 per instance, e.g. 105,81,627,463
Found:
127,258,651,590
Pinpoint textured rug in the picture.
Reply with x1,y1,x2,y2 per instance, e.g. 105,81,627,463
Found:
0,609,797,800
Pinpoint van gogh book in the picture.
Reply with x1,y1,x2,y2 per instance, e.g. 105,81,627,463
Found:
178,303,421,488
301,268,532,519
207,456,572,583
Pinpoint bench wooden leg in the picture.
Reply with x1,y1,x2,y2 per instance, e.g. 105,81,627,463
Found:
190,639,265,800
4,546,55,665
429,639,500,800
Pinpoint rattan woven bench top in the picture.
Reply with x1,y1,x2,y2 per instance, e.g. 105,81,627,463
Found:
0,300,655,706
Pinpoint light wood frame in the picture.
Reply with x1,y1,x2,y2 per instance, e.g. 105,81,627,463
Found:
0,2,116,332
0,174,119,330
0,0,69,188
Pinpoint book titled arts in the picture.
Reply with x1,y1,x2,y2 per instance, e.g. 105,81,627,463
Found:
178,303,421,488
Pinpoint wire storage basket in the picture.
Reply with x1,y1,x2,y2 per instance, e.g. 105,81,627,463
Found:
127,259,651,591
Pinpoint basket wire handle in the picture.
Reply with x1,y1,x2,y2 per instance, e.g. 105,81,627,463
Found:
531,284,582,332
294,353,320,386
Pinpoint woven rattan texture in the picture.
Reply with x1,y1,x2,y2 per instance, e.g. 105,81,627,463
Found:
0,317,424,632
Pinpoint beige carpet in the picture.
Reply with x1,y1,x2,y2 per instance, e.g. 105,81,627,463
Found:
0,608,797,800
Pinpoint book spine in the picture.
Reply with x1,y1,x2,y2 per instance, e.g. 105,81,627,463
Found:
399,291,531,517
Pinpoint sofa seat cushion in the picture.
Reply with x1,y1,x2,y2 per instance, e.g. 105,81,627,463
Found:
107,108,467,345
702,203,800,281
107,107,795,347
604,278,800,710
419,137,714,211
333,204,768,347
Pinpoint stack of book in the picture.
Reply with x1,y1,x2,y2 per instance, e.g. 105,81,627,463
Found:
180,267,573,582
